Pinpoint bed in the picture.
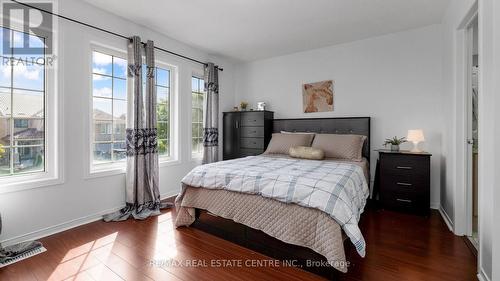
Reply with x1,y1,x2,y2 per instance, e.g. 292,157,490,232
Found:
175,117,370,279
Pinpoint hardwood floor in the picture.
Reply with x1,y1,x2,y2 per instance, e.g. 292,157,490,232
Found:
0,205,477,281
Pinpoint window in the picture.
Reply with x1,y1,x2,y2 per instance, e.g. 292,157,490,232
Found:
91,51,127,167
0,27,46,177
191,77,204,156
145,66,171,158
91,49,174,171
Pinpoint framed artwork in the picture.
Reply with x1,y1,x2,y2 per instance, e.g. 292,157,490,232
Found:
302,80,334,113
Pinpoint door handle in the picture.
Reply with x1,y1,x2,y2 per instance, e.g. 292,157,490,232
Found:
467,139,474,145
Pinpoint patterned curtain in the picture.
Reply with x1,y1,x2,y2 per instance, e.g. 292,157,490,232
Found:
202,63,219,164
104,37,169,222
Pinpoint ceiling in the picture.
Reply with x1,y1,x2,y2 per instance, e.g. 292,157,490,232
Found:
83,0,450,62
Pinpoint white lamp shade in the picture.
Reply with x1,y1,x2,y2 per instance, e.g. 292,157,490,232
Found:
407,129,425,142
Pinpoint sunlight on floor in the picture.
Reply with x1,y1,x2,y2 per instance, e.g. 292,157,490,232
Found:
48,232,118,281
44,212,178,281
153,212,178,261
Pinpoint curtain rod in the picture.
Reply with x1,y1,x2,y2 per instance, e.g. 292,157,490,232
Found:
10,0,223,71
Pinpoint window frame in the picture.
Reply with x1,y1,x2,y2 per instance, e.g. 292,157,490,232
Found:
86,44,179,178
190,74,204,159
88,45,128,175
154,61,176,164
0,26,62,193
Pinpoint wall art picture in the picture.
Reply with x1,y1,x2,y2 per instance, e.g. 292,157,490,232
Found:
302,80,334,113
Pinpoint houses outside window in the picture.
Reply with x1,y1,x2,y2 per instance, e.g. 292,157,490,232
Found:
0,27,46,177
91,48,174,172
91,50,127,167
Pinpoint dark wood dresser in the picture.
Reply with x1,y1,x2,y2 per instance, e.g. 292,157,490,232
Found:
377,150,431,216
223,111,274,160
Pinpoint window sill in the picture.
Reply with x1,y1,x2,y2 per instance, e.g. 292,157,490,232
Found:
86,166,126,180
0,172,64,194
86,158,181,179
159,158,181,168
191,154,203,163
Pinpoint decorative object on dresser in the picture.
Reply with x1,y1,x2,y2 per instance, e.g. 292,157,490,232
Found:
257,102,266,111
376,149,431,216
407,129,425,152
223,111,274,160
239,101,248,111
383,136,407,152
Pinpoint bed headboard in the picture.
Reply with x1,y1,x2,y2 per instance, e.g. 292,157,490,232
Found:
272,117,371,161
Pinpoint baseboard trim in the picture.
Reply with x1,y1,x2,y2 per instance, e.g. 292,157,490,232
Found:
1,191,180,247
160,191,178,202
0,205,123,247
438,206,454,232
477,267,491,281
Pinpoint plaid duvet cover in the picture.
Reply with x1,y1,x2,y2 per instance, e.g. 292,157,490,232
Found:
180,155,370,257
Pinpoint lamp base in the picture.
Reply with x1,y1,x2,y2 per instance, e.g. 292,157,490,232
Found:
410,142,423,153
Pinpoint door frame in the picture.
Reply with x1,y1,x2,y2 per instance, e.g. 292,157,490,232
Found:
453,1,478,238
464,16,478,243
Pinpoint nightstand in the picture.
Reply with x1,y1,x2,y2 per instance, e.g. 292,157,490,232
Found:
376,149,431,216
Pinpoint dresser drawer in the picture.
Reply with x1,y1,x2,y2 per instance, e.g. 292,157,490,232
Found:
381,189,428,215
380,173,429,194
240,148,263,157
380,154,429,176
241,126,264,138
240,138,264,149
241,112,264,126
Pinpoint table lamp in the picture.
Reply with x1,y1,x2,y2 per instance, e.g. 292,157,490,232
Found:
407,129,425,152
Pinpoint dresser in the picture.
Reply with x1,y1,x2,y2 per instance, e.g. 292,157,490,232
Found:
223,111,274,160
377,150,431,216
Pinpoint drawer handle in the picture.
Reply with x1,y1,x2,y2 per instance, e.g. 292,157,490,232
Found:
396,198,412,203
396,166,413,170
396,182,412,187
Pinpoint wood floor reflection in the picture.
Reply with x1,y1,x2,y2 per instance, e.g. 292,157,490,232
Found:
0,202,477,281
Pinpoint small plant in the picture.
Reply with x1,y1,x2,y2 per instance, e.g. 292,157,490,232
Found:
384,136,407,146
240,101,248,110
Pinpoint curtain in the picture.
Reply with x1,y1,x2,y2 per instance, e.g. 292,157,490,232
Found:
104,37,169,222
202,63,219,164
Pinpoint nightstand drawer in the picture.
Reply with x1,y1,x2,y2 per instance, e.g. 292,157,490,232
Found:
241,126,264,138
380,173,428,193
381,190,427,214
380,154,429,176
241,112,264,126
240,138,264,149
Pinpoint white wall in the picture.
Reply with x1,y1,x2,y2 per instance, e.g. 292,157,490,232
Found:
234,25,443,207
0,0,234,244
